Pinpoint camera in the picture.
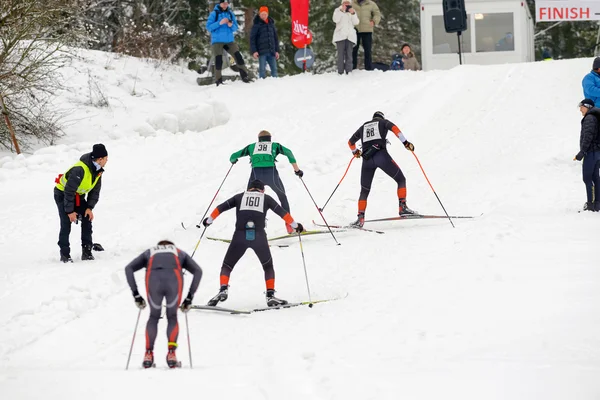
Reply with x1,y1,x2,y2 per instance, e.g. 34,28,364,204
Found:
346,5,352,11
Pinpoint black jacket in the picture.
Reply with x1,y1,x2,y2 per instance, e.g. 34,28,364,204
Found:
580,108,600,153
250,15,280,55
55,153,104,213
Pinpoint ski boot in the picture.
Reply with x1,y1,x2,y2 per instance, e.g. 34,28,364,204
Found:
142,350,154,369
285,223,294,234
399,200,417,216
349,212,365,228
584,202,596,212
166,346,180,369
207,285,228,306
81,245,95,261
215,78,225,87
266,289,288,307
60,249,73,263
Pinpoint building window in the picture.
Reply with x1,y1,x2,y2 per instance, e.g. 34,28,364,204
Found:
432,15,471,54
475,13,515,52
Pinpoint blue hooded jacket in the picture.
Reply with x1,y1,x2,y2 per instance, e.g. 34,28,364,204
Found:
583,70,600,106
206,4,239,45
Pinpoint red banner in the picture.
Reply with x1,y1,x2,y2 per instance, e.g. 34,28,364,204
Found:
290,0,312,48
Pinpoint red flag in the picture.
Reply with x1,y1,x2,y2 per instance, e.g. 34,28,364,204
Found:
290,0,312,48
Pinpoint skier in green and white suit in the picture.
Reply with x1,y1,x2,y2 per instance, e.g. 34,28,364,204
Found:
230,130,303,234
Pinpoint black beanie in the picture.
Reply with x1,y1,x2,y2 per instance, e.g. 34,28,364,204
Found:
373,111,385,120
248,179,265,191
91,143,108,159
593,57,600,70
579,98,595,109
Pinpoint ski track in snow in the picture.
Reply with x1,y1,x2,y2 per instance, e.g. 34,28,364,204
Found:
0,50,599,399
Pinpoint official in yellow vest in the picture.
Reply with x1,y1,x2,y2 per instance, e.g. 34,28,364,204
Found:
53,144,108,262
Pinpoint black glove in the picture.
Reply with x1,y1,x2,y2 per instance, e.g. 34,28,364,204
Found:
352,149,362,158
133,293,146,310
295,169,304,178
202,217,212,227
92,243,104,251
180,295,193,313
295,223,305,233
575,151,585,161
403,141,414,151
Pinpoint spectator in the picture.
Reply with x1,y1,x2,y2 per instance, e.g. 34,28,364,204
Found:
351,0,381,71
400,43,420,71
333,1,359,75
582,57,600,106
574,99,600,211
495,32,514,52
206,1,251,85
250,6,280,79
542,48,553,61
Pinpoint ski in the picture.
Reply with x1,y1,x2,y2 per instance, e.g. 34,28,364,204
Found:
190,305,252,315
365,214,480,223
268,229,346,242
312,220,384,234
207,237,290,248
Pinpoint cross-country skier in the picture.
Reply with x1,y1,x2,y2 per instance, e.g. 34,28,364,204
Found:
348,111,416,227
54,144,108,262
230,130,303,234
125,240,203,369
202,179,305,307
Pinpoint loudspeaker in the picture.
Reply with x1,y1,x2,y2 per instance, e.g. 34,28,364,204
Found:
442,0,467,33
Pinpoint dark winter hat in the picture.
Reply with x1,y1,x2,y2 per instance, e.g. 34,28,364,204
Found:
248,179,265,191
593,57,600,70
91,143,108,159
579,98,595,109
373,111,385,120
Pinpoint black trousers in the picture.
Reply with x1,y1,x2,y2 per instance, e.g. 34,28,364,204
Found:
582,151,600,204
353,32,373,71
54,188,93,254
248,167,290,213
221,230,274,283
146,268,182,351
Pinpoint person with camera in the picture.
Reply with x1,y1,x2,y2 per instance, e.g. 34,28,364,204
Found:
347,111,416,227
202,180,305,308
206,1,251,85
351,0,381,71
333,1,360,75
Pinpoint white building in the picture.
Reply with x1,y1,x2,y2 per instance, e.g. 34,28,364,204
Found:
420,0,535,70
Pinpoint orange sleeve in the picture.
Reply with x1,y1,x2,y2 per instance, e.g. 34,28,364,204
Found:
282,213,294,224
348,140,356,151
391,125,401,138
209,208,221,220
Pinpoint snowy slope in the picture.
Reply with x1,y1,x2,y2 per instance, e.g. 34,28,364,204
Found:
0,51,599,400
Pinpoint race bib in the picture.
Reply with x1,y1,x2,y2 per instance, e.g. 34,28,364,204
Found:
150,244,178,257
362,122,382,142
253,142,272,155
240,192,265,213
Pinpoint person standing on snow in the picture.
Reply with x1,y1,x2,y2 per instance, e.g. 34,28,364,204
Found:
53,144,107,262
250,6,280,79
206,1,251,86
351,0,381,71
125,240,203,369
348,111,416,227
574,98,600,211
202,180,305,307
230,130,303,234
582,57,600,106
332,1,359,75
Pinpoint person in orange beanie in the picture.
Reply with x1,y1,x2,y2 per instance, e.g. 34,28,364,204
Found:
250,6,280,78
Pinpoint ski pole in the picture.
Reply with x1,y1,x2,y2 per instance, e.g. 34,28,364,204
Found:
195,163,235,228
297,232,313,307
190,226,207,259
319,156,355,212
299,177,340,245
185,312,193,369
125,309,142,370
411,152,454,228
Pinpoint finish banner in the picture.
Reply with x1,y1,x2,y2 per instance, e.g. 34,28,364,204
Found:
290,0,313,48
536,1,600,21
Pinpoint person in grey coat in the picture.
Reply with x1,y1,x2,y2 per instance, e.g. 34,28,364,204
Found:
400,43,421,71
125,240,203,368
575,98,600,211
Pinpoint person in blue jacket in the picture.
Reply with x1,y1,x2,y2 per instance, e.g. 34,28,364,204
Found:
206,1,250,85
250,6,280,79
582,57,600,106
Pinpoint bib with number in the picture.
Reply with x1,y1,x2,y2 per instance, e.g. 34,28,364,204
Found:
240,191,265,213
362,122,382,142
253,142,273,155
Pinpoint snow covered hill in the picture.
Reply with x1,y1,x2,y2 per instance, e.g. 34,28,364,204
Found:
0,50,599,400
